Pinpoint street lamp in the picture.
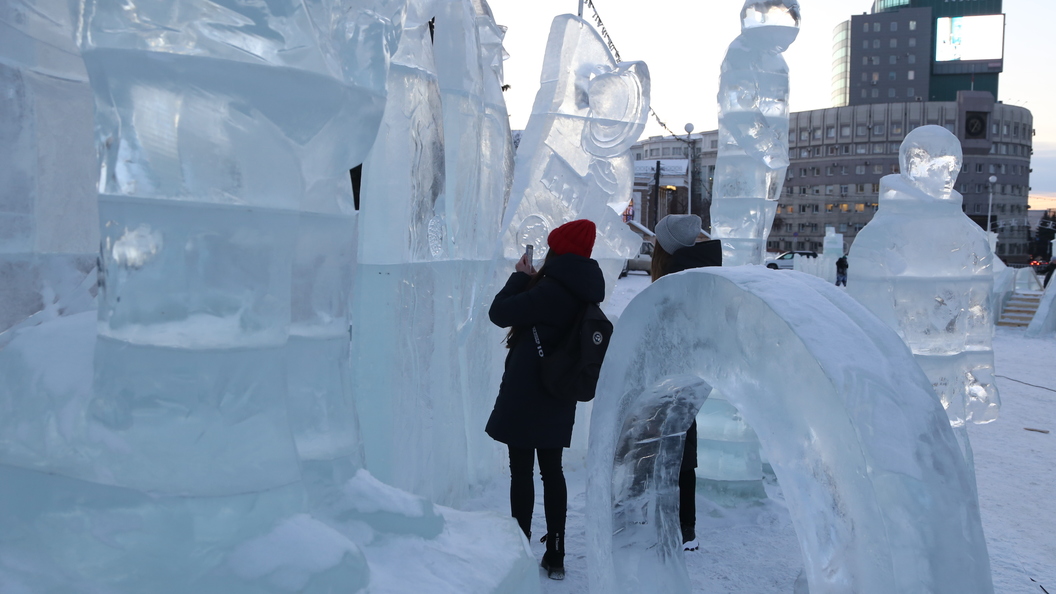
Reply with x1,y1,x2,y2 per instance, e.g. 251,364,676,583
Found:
684,123,694,215
986,175,997,234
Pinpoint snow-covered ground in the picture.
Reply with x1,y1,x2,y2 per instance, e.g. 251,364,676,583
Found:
465,271,1056,594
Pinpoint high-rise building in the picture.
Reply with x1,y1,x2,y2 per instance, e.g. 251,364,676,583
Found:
834,0,1004,106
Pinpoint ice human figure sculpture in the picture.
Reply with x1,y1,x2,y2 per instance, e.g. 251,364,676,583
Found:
711,0,800,267
587,266,993,594
848,125,999,473
0,0,98,336
351,0,514,502
501,14,649,294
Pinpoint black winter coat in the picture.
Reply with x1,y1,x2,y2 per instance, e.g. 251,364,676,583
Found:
485,253,606,449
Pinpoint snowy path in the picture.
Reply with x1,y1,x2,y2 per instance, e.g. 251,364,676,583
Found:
464,273,1056,593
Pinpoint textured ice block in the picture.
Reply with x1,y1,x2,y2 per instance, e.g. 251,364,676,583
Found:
711,1,800,267
588,266,993,594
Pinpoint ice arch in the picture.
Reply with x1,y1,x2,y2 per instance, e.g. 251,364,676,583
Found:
586,266,992,594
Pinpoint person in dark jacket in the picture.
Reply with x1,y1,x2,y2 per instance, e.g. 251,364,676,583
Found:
836,255,849,286
486,218,605,581
650,214,722,552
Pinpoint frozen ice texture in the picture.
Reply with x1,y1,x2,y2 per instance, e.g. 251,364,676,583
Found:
1025,273,1056,337
0,0,99,335
711,0,800,267
792,227,844,283
501,14,649,295
588,266,993,594
351,0,513,503
848,125,1000,453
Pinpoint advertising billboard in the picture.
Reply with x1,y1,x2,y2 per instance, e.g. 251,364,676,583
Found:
935,14,1005,62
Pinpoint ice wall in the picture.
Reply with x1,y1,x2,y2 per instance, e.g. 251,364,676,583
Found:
711,0,800,267
1025,275,1056,337
793,227,844,283
501,14,649,294
587,266,993,594
848,126,999,473
351,0,514,503
0,0,98,336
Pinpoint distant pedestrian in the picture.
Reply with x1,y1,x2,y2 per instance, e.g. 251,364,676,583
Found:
486,219,605,581
652,214,722,552
836,255,848,287
1045,256,1056,288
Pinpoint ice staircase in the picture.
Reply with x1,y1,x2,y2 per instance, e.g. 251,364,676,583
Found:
997,291,1044,327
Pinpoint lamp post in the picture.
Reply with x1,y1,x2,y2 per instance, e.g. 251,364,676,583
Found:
986,175,997,234
684,123,694,215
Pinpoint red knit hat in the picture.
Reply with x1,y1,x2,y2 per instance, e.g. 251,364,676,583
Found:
547,219,596,258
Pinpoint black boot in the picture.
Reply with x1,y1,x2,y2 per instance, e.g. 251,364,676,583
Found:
540,532,565,580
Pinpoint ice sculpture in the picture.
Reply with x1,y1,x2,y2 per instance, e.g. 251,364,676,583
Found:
711,0,800,267
848,125,999,473
793,226,844,283
0,0,98,337
501,14,650,295
587,266,993,594
351,0,514,502
1025,274,1056,337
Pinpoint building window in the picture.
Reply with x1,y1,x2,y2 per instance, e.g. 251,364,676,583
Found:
855,165,866,174
872,89,879,98
872,72,880,82
826,126,836,139
872,56,880,65
662,147,670,156
908,54,916,64
799,168,808,177
800,130,809,141
891,123,903,135
909,20,917,31
873,39,881,49
800,148,810,158
862,56,869,66
840,185,849,194
841,125,851,138
872,183,880,193
710,140,718,149
635,153,642,160
873,143,885,154
890,38,898,48
841,146,851,155
890,22,898,32
855,184,866,194
828,145,839,156
976,163,984,173
826,166,835,176
857,125,868,136
855,203,866,212
861,89,868,99
888,88,896,98
908,70,915,80
907,87,914,98
873,22,880,33
889,55,898,64
856,144,868,154
826,185,835,195
813,128,822,140
873,164,883,174
863,40,870,49
890,142,900,152
863,22,869,33
908,38,916,47
888,71,897,81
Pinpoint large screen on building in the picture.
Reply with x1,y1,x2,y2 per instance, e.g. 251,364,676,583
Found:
935,14,1005,62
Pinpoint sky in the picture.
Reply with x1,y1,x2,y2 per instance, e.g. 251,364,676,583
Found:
488,0,1056,212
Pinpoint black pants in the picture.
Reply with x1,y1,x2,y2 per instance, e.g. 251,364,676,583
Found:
679,420,697,540
508,445,566,538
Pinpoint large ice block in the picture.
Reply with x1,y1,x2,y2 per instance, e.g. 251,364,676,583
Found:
587,266,993,594
711,1,800,267
849,126,999,476
501,14,649,294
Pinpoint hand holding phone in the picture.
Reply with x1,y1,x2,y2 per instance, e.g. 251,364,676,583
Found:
525,244,534,266
516,244,535,274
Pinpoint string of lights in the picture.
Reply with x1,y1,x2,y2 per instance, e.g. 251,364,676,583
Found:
583,0,688,142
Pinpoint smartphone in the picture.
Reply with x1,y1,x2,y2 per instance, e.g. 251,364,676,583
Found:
525,244,534,267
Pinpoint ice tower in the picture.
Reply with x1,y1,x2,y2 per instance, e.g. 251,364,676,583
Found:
711,0,800,267
848,125,1000,474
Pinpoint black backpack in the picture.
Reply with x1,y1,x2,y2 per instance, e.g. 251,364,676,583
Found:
532,303,613,402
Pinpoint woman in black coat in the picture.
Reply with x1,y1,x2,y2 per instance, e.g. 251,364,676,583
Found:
650,214,722,552
486,219,605,581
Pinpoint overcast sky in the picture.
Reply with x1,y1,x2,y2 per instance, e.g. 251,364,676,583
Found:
488,0,1056,211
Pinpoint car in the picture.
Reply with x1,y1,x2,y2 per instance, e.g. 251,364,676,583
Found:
765,251,819,270
620,240,654,277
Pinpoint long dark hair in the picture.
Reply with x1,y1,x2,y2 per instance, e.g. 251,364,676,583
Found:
505,250,555,348
650,242,673,282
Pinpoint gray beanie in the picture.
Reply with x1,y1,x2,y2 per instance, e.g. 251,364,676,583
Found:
655,214,702,254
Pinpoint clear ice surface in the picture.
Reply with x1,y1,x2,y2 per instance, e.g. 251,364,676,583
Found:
588,266,993,594
1025,271,1056,337
501,14,649,295
710,0,800,267
848,125,1000,439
